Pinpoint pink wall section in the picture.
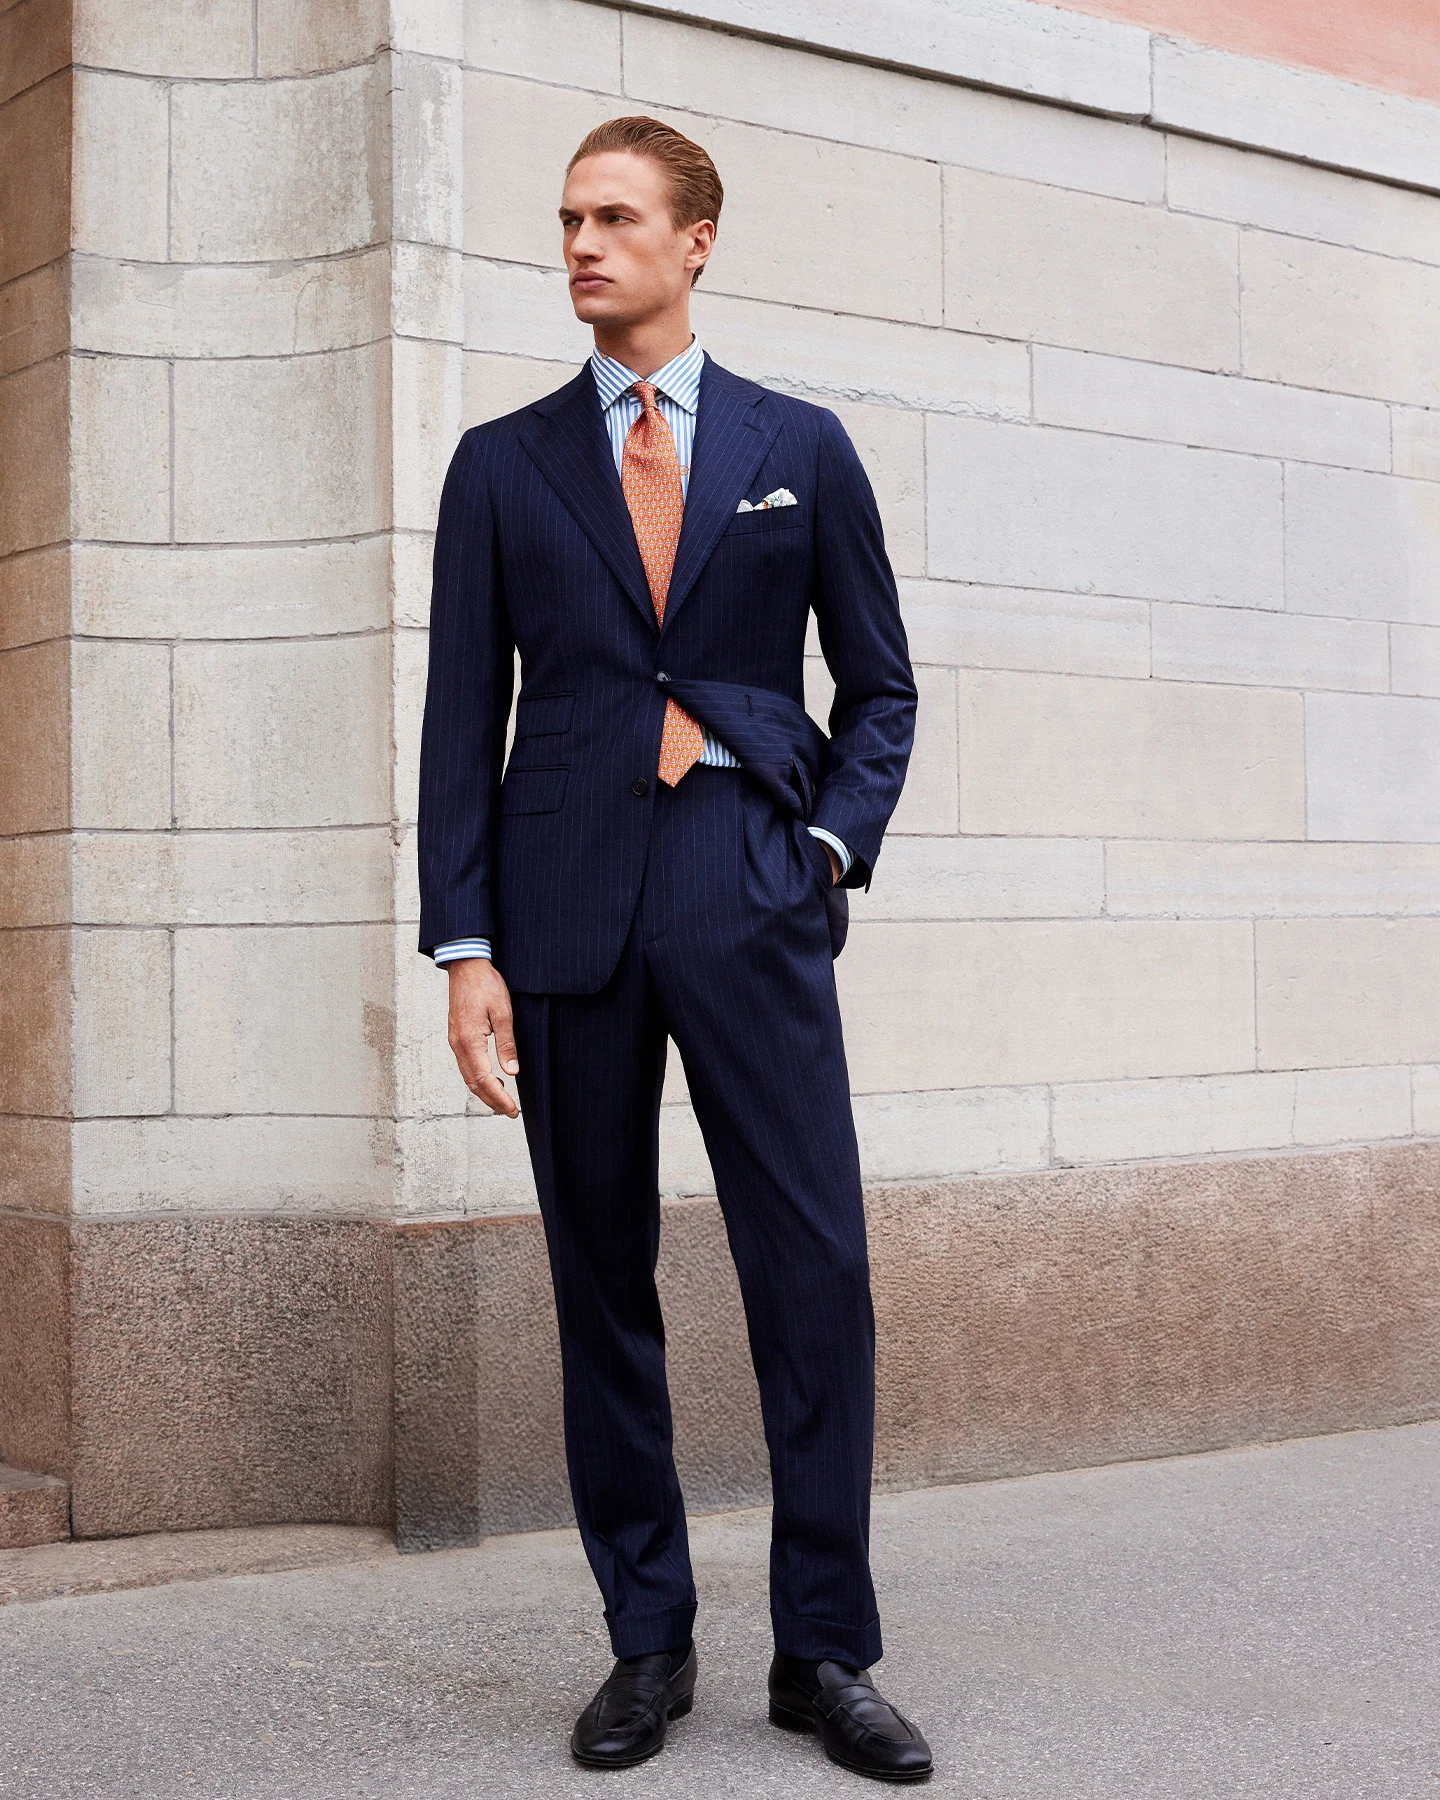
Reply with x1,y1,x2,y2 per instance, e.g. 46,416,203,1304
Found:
1058,0,1440,105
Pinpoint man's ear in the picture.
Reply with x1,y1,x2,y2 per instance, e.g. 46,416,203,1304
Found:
685,218,716,283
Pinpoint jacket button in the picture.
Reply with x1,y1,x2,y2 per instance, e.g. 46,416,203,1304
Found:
655,670,670,683
632,776,649,796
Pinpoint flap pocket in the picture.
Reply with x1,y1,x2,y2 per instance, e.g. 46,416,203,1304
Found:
726,506,806,535
515,692,575,737
501,766,569,815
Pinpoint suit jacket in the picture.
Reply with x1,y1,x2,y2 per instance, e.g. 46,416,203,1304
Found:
416,353,917,995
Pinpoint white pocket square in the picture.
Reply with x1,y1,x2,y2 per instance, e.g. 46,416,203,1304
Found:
736,487,798,513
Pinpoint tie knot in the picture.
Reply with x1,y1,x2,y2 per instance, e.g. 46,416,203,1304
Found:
632,380,660,414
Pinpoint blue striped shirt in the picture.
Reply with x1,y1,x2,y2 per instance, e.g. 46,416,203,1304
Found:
433,338,849,969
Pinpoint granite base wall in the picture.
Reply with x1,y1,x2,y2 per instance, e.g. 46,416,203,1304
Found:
66,1216,395,1539
4,1141,1435,1548
394,1143,1440,1549
0,1215,395,1539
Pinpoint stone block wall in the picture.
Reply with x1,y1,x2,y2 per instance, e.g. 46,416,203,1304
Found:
0,0,425,1534
445,0,1440,1205
3,0,1440,1544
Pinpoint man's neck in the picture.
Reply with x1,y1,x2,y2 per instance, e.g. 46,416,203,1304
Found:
592,318,694,380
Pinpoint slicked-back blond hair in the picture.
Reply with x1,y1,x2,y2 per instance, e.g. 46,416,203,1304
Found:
566,115,722,286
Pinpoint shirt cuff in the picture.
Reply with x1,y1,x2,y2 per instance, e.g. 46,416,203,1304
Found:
434,938,492,965
806,826,852,879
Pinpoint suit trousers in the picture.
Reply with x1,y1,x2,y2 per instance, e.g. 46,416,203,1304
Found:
511,764,883,1667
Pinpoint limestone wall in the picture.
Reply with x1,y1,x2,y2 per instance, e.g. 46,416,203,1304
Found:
443,0,1440,1211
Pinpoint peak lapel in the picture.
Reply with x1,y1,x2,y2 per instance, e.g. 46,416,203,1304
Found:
516,368,657,633
661,358,782,638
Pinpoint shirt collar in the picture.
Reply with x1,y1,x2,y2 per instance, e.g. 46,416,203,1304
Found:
590,337,704,416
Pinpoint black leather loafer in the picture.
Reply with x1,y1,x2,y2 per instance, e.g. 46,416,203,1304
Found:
570,1643,697,1768
768,1654,933,1783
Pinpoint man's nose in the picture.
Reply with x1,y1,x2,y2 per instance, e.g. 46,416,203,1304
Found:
570,220,601,260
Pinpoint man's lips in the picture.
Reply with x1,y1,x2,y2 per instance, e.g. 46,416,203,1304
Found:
571,273,610,290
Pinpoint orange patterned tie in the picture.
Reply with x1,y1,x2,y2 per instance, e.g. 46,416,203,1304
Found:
620,381,706,786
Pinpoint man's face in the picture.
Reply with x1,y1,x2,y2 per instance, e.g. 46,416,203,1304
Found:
559,151,712,328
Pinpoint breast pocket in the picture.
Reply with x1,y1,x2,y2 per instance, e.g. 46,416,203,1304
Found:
501,766,569,815
726,506,807,536
514,692,576,737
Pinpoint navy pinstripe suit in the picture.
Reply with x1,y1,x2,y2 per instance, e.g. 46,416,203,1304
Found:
417,353,916,1666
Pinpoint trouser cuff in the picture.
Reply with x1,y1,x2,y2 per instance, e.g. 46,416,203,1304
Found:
771,1608,884,1668
606,1601,698,1660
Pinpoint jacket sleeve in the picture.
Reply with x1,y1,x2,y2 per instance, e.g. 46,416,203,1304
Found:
416,428,515,958
807,407,918,889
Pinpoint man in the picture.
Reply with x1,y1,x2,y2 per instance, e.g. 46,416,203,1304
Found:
417,116,927,1782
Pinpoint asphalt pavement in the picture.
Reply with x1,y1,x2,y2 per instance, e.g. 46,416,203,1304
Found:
2,1420,1437,1799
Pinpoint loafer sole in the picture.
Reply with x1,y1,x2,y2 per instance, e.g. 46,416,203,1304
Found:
769,1696,933,1784
570,1691,694,1768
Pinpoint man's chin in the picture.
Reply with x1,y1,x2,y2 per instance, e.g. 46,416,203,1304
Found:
569,289,625,325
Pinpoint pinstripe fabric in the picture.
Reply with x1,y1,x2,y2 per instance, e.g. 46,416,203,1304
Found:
418,354,910,992
416,351,915,1668
594,347,849,834
514,764,879,1665
431,344,855,967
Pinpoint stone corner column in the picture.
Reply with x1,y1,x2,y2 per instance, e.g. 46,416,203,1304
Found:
0,0,75,1546
0,0,465,1547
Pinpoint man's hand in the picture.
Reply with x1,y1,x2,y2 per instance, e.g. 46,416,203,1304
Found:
823,843,841,885
447,958,520,1118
